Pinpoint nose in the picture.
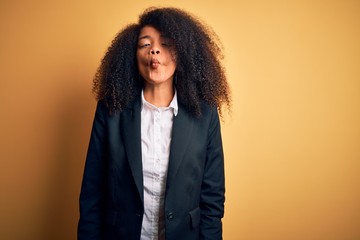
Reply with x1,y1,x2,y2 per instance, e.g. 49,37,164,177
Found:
150,48,160,55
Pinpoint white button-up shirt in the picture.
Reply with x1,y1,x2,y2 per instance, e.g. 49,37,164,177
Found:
140,90,178,240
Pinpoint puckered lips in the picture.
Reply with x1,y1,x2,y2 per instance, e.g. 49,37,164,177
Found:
150,58,160,69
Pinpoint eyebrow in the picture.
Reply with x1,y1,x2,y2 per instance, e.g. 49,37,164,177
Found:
138,35,151,40
138,35,167,40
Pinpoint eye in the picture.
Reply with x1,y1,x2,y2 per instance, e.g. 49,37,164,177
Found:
161,37,174,47
138,42,151,48
161,42,170,47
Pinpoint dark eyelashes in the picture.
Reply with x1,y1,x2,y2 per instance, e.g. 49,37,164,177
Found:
139,43,151,48
138,43,171,48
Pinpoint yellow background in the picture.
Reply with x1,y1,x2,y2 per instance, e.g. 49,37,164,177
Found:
1,0,359,239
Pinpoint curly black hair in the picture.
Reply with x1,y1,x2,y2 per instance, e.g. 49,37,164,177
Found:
93,7,231,118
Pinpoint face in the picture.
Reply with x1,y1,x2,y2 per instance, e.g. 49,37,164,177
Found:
137,26,176,88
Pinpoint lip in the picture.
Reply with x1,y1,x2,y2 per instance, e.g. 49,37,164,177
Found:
150,58,160,69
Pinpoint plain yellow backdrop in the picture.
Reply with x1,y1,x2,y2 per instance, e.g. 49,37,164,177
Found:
1,0,359,239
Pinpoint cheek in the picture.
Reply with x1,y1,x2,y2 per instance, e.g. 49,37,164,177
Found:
169,53,177,70
136,55,146,78
164,54,176,68
169,58,177,71
136,51,147,65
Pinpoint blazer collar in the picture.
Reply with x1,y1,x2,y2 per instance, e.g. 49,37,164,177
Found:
122,97,144,202
166,106,194,189
121,97,194,201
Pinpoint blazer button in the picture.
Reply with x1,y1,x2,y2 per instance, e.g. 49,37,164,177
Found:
167,212,174,221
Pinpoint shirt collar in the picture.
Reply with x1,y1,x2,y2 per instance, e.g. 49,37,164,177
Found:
141,89,178,116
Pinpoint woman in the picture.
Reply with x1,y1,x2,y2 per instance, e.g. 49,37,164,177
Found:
78,7,231,240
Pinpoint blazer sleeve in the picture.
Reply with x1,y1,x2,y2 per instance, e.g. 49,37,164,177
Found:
78,101,108,240
199,107,225,240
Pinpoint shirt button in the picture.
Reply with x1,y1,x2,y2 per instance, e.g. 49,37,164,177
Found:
167,212,174,221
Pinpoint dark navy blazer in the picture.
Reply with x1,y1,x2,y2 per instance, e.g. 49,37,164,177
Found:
78,97,225,240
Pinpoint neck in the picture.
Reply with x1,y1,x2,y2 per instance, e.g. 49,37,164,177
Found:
143,84,174,107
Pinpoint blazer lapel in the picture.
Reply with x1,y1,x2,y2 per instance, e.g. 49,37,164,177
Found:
122,98,144,202
166,106,194,189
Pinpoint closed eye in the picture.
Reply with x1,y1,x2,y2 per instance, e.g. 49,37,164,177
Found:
139,43,151,48
162,42,171,47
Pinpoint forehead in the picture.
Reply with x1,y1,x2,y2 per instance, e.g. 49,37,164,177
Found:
138,25,165,39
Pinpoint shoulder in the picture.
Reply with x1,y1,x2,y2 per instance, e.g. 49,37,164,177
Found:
96,95,141,116
181,102,219,131
200,102,219,121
